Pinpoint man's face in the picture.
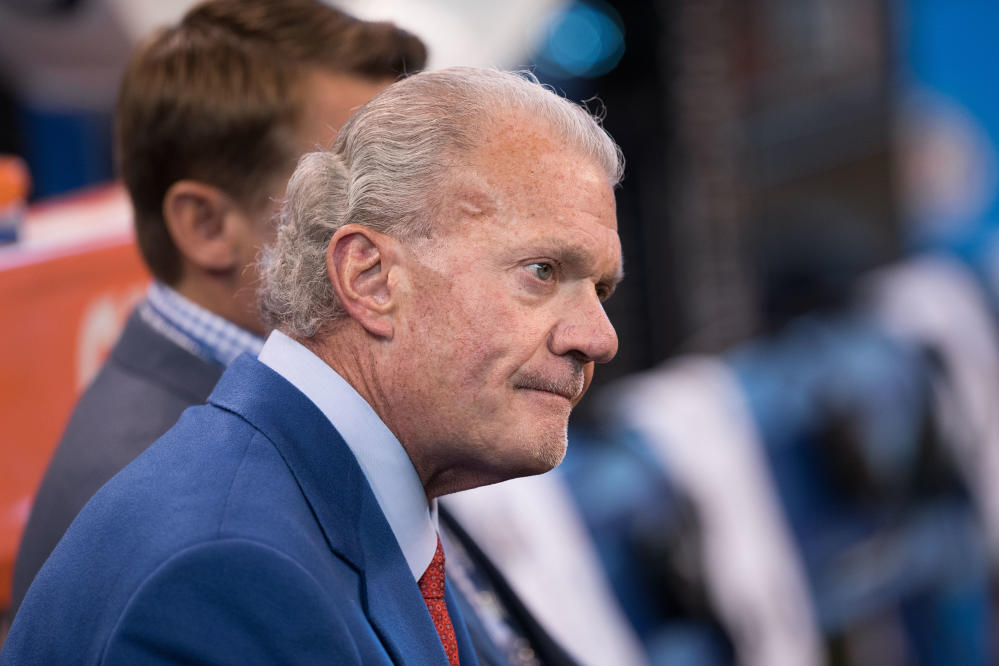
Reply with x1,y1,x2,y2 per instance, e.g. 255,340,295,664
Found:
232,71,393,334
386,117,621,489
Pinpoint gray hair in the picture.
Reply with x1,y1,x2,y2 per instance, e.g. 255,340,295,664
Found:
258,66,624,337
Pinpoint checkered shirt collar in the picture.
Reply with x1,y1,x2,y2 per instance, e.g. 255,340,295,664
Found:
139,281,264,368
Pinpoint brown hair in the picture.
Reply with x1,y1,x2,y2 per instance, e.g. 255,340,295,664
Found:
116,0,427,284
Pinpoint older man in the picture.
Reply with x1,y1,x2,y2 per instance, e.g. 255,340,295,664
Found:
2,67,623,665
10,0,424,618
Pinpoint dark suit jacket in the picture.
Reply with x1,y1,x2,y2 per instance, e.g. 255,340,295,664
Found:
2,354,478,665
10,310,224,616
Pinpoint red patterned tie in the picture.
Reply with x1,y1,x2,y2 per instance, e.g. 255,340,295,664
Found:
418,537,460,665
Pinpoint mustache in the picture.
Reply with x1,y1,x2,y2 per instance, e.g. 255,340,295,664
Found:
514,367,585,402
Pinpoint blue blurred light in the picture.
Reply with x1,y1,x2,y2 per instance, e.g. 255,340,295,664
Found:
535,1,625,80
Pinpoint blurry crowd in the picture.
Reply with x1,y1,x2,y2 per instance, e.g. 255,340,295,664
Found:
3,1,999,665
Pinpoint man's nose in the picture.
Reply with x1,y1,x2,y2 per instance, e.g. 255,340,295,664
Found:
549,290,618,365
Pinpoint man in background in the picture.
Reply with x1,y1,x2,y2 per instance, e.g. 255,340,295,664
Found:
10,0,424,614
2,65,623,664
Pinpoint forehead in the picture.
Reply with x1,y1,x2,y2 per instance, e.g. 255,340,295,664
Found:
452,116,618,231
435,116,622,282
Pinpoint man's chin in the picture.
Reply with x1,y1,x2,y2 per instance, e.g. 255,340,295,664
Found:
462,423,568,487
506,429,568,479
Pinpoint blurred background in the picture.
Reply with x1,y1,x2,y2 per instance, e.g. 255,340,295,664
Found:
4,0,999,664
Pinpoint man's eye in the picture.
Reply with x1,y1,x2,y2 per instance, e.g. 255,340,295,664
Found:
526,262,554,281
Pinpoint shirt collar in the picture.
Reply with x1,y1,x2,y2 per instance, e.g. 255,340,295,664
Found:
140,281,264,367
257,329,438,581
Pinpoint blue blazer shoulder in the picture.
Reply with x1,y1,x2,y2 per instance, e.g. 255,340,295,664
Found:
3,354,477,666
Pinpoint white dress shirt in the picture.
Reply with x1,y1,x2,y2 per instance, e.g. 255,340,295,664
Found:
258,330,438,580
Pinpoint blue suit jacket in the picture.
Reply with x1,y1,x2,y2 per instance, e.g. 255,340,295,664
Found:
2,354,478,665
11,309,224,617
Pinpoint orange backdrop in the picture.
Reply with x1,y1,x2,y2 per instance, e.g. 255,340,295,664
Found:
0,185,148,609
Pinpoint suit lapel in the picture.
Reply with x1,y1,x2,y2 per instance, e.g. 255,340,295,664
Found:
358,504,452,665
208,355,461,665
112,309,223,403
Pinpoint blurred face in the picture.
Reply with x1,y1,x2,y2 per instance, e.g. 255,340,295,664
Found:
232,71,394,334
385,118,621,489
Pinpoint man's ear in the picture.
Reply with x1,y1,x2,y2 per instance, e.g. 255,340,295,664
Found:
162,180,241,273
326,224,399,339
